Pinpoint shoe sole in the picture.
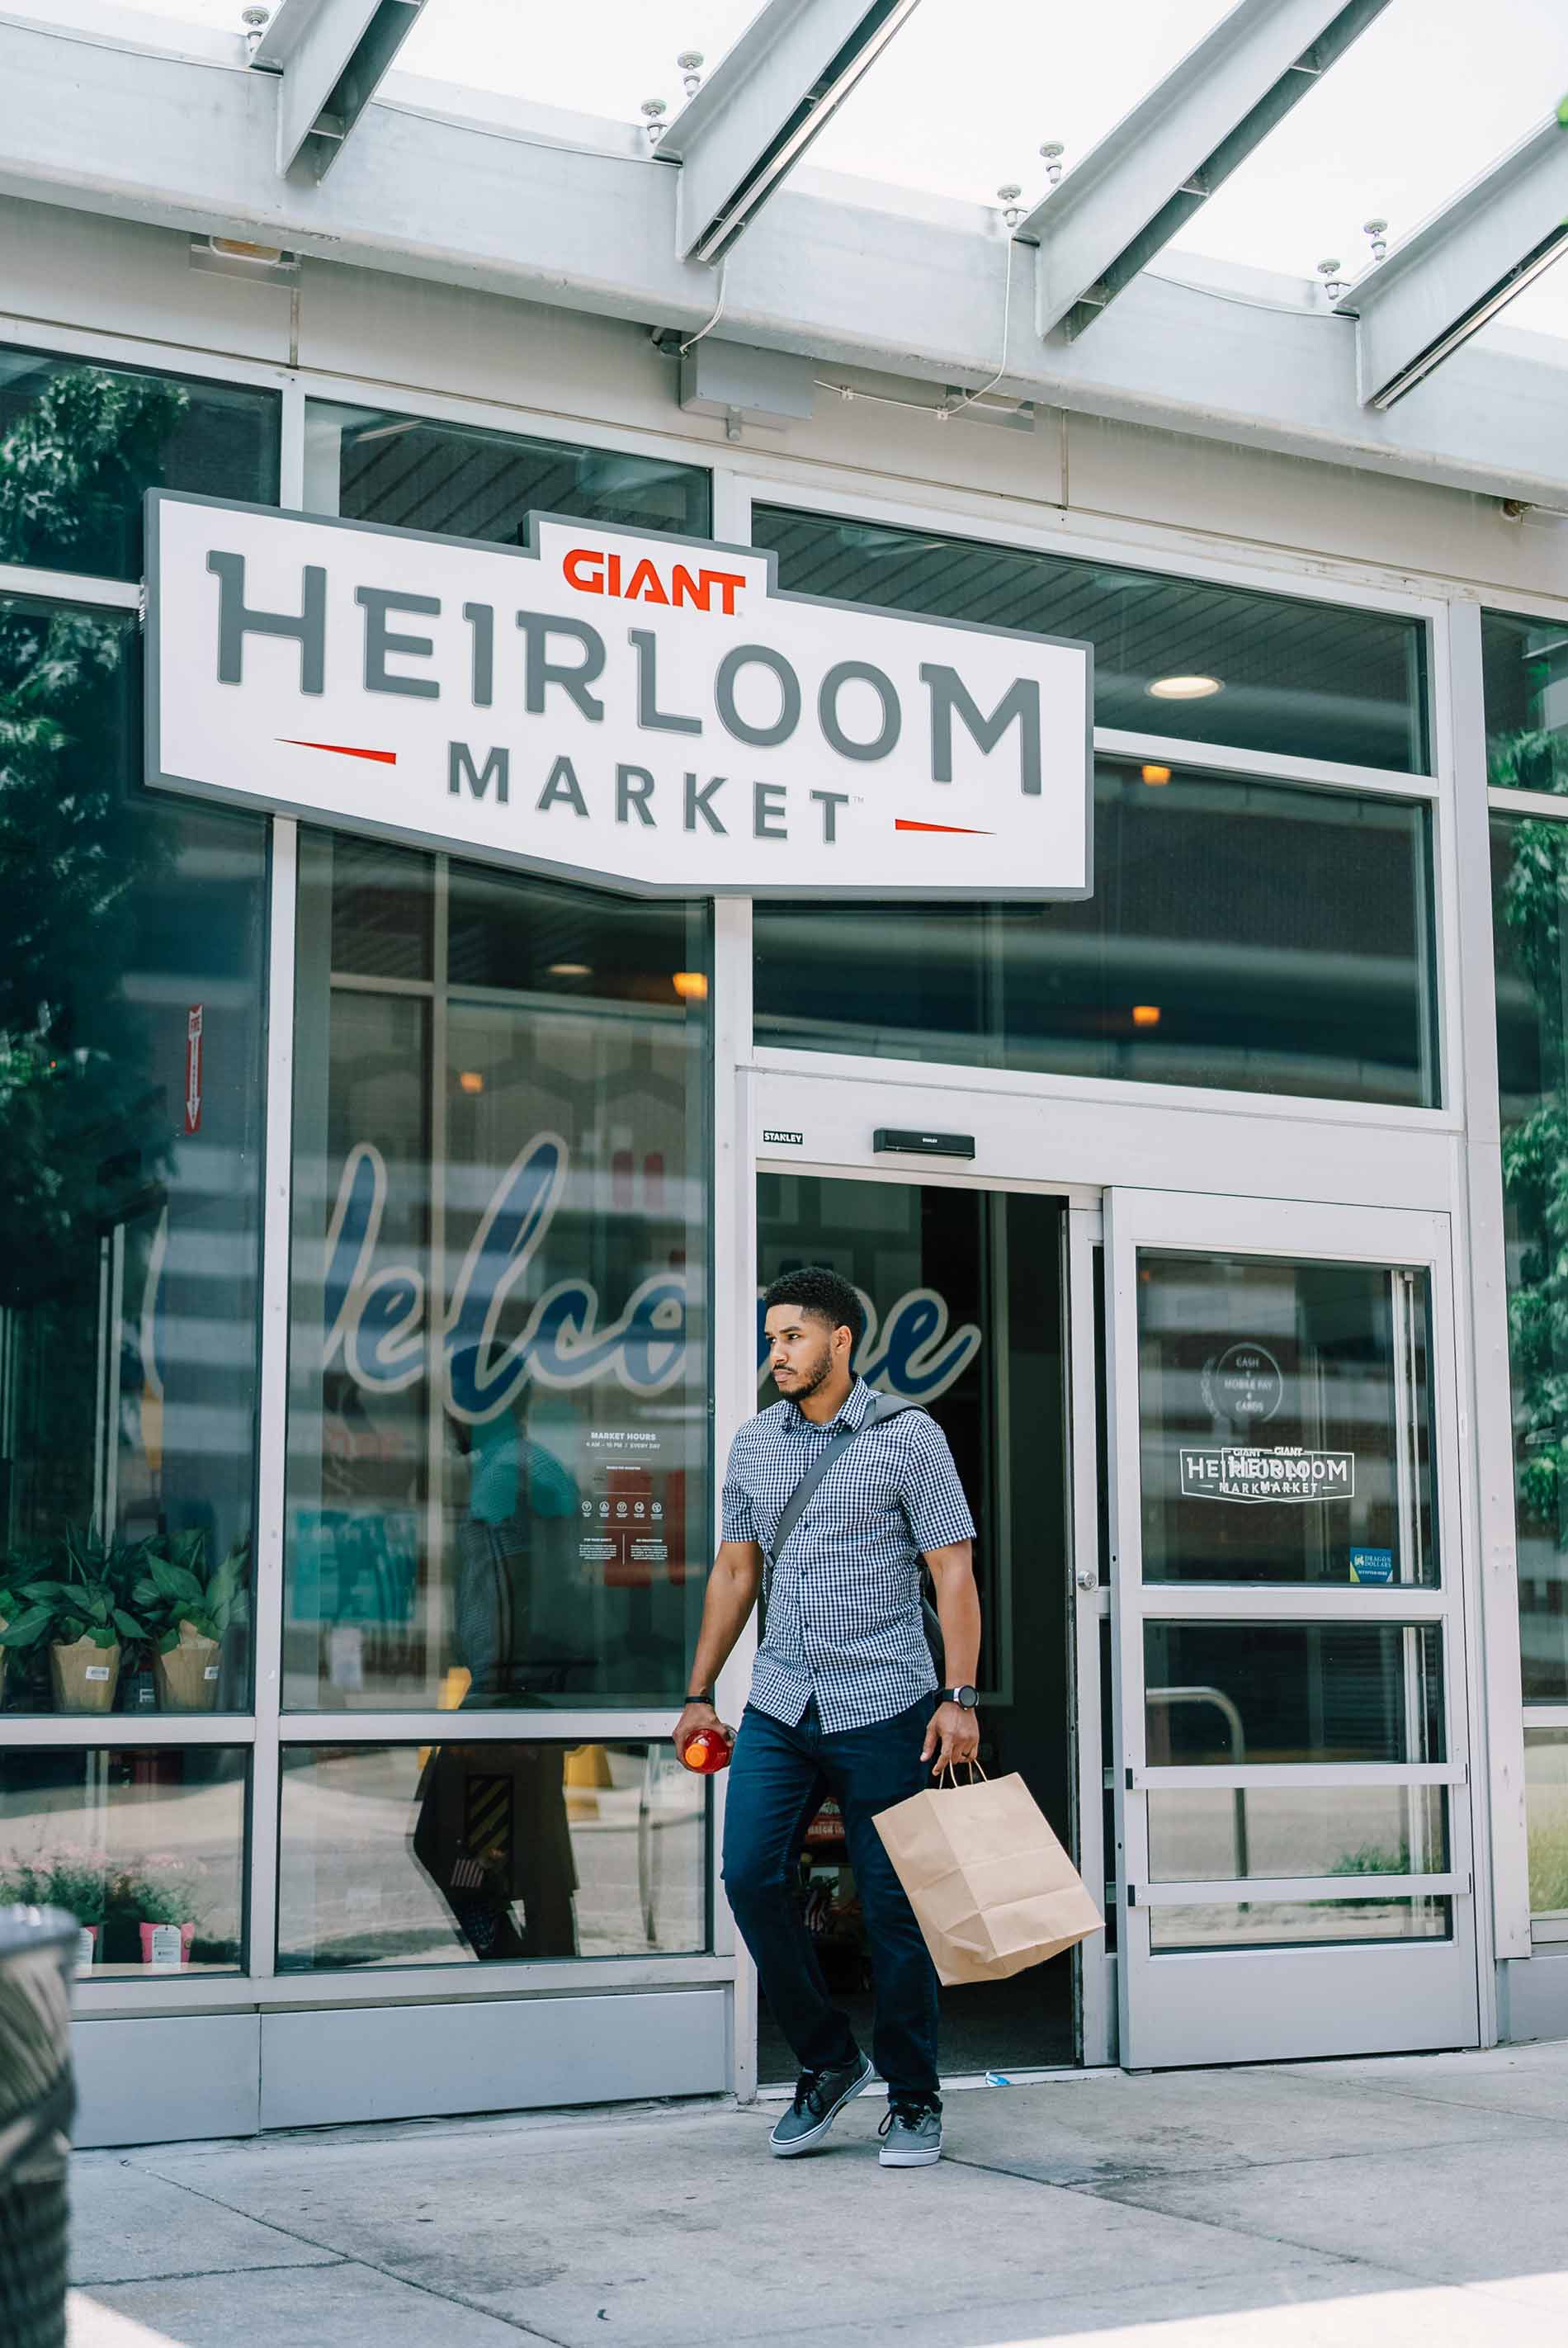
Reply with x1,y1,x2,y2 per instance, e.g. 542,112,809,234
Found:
769,2060,872,2157
880,2141,942,2167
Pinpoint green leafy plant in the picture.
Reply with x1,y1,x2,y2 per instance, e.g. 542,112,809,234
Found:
134,1533,250,1654
0,1577,52,1655
23,1526,148,1651
0,1848,108,1925
120,1853,206,1928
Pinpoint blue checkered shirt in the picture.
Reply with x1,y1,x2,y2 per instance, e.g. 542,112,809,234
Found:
722,1377,977,1734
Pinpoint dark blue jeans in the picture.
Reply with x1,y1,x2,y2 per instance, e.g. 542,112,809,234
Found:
722,1697,940,2103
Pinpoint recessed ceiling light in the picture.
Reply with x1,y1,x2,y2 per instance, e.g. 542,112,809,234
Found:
1131,1004,1162,1028
1148,674,1222,700
549,961,592,978
1141,763,1172,786
457,1070,484,1094
672,971,709,1003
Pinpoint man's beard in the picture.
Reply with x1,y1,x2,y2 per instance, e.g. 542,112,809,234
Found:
778,1340,835,1401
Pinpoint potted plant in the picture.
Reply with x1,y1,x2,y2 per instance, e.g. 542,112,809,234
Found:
28,1530,147,1713
124,1853,206,1969
135,1533,248,1712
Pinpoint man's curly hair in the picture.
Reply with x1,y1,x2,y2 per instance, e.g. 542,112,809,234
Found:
761,1265,866,1352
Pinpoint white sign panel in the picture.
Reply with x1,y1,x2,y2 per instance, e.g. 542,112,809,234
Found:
144,493,1093,899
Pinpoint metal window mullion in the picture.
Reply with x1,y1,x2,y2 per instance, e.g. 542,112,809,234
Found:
247,815,299,1982
1067,1207,1112,2066
1093,726,1440,800
1,1713,259,1749
0,564,139,610
1132,1760,1465,1790
273,1711,682,1744
423,858,450,1708
1137,1870,1466,1907
1138,1585,1449,1623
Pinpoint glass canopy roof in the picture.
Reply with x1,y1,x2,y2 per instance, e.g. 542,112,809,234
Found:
29,0,1568,333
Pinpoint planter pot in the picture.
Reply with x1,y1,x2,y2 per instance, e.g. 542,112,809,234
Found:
76,1925,97,1972
50,1638,120,1713
139,1920,196,1970
153,1622,221,1713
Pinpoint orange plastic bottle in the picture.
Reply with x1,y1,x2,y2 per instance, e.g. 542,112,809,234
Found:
680,1725,733,1774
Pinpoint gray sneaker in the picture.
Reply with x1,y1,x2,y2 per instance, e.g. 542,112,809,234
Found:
878,2097,943,2167
769,2053,872,2157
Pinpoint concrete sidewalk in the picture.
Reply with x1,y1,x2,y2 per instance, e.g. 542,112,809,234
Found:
65,2041,1568,2348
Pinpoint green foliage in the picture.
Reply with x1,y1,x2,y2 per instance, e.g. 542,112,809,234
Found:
0,362,188,574
1495,767,1568,1543
0,1849,109,1926
120,1854,206,1928
134,1533,250,1653
1330,1842,1411,1877
5,1525,149,1651
0,1580,53,1652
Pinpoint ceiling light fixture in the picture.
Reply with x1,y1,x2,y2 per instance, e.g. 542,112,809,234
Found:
549,961,593,978
672,971,710,1003
1147,674,1222,701
457,1071,484,1094
1131,1005,1162,1028
1141,763,1172,786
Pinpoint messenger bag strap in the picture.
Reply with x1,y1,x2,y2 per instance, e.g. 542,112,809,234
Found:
761,1390,918,1594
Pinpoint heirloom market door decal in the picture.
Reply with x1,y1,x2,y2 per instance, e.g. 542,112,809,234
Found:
143,494,1093,900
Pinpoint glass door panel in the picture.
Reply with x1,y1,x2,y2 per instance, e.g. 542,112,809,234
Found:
1107,1192,1478,2068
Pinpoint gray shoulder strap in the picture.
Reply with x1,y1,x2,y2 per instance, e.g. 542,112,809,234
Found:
762,1391,919,1581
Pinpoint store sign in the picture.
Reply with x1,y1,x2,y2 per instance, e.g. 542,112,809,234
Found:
144,492,1092,900
1180,1446,1355,1504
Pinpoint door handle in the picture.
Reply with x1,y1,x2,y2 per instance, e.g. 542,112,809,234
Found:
1075,1569,1098,1591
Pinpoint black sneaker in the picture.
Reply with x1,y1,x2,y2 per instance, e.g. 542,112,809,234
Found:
878,2096,943,2167
768,2052,873,2157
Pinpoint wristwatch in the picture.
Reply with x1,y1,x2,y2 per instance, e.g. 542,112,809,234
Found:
684,1687,716,1707
939,1684,980,1710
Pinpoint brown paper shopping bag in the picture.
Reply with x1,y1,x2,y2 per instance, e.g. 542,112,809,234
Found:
874,1769,1104,1987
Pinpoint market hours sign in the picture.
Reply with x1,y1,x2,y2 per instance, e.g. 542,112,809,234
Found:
144,493,1093,898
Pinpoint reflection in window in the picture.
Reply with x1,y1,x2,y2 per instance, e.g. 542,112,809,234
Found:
1150,1896,1450,1952
756,763,1437,1106
0,597,267,1714
1493,810,1568,1702
0,345,279,581
305,404,711,541
1135,1254,1437,1586
277,1742,706,1968
1482,609,1568,796
753,507,1429,772
1525,1728,1568,1930
286,837,711,1708
1147,1783,1448,1883
0,1747,247,1973
1143,1622,1445,1765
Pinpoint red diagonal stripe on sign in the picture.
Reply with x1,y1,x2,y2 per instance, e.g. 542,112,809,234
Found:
279,739,397,765
895,818,992,835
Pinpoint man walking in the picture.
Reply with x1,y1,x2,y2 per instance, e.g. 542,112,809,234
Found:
673,1266,981,2168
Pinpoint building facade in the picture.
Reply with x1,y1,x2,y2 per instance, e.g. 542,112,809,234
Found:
2,100,1568,2143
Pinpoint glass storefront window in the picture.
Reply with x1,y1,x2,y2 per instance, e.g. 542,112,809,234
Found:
1482,609,1568,796
0,345,279,581
755,761,1437,1105
1142,1621,1446,1765
753,508,1429,772
1525,1727,1568,1930
1493,810,1568,1699
286,836,711,1709
1149,1896,1450,1951
0,595,267,1715
1146,1783,1448,1883
1136,1254,1438,1586
276,1740,706,1968
305,404,711,541
0,1746,247,1974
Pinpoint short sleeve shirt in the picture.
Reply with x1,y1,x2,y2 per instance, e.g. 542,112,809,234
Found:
722,1378,976,1733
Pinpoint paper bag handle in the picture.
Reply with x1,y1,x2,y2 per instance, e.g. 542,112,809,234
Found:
938,1760,989,1788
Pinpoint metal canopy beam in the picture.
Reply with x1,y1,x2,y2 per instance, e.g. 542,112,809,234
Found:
1017,0,1391,341
1,16,1566,507
657,0,924,264
250,0,425,181
1337,114,1568,408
